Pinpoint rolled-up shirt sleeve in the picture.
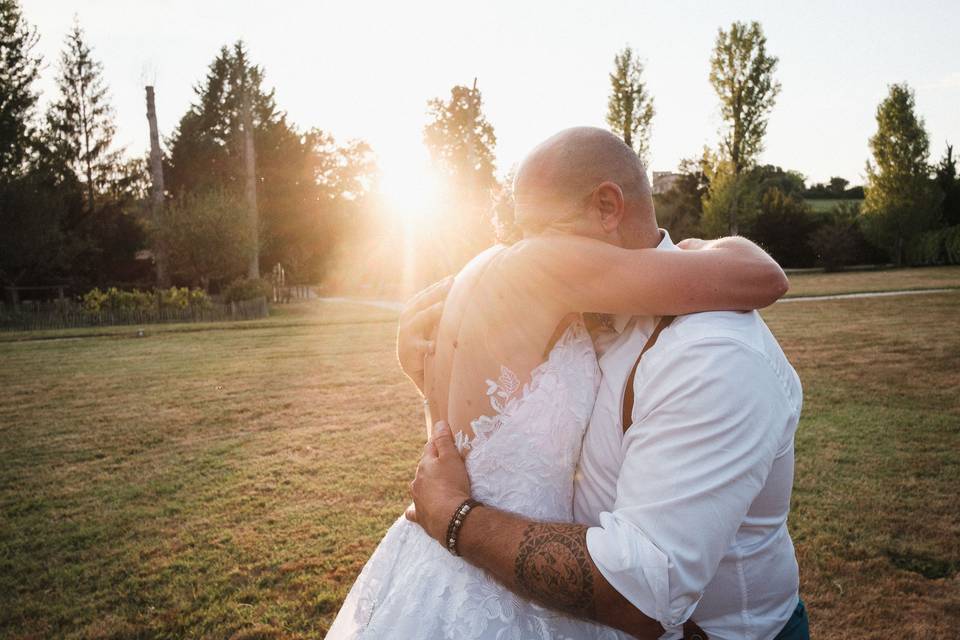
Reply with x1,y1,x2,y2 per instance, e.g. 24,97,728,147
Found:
586,336,793,630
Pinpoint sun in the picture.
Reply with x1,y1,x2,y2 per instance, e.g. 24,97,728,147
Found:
378,155,445,224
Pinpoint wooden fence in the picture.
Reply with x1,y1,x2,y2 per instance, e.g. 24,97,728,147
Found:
0,297,269,332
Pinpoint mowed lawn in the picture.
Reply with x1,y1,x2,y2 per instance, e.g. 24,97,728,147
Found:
786,264,960,297
1,273,958,639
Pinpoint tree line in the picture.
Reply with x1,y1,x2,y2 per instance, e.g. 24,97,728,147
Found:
1,1,375,297
604,22,960,269
3,3,959,303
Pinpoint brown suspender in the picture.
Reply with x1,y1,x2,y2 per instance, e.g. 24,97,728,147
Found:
618,314,711,640
621,315,675,433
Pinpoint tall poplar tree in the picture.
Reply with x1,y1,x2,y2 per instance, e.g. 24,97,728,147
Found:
606,46,654,165
862,83,939,265
707,21,780,234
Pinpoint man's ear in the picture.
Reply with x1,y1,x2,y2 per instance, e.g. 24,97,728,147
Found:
591,181,625,232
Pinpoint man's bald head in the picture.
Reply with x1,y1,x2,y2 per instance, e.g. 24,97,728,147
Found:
513,127,657,246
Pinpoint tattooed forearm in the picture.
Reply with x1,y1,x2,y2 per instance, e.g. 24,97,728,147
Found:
513,523,596,618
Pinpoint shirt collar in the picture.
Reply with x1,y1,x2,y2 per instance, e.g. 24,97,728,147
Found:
611,229,676,333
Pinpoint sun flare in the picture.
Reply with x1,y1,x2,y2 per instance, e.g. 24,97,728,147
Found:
378,157,445,224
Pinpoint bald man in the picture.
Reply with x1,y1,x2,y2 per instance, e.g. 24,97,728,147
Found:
401,127,809,640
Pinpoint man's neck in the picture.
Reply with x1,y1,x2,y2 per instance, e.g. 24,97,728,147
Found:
622,225,663,250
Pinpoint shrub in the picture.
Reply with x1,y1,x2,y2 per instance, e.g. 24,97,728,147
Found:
905,229,945,266
188,288,212,308
81,288,108,312
809,222,860,271
159,287,211,308
944,226,960,264
808,202,878,271
103,287,154,312
222,278,272,304
80,286,211,312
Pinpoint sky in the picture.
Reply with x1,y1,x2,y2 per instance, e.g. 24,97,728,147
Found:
23,0,960,192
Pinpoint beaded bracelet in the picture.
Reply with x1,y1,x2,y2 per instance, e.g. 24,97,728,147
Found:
445,498,481,556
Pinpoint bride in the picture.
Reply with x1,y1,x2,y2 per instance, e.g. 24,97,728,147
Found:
326,128,788,639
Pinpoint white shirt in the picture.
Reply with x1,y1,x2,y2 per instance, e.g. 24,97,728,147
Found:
573,231,803,640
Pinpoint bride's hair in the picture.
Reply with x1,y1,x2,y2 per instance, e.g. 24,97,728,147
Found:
491,188,522,245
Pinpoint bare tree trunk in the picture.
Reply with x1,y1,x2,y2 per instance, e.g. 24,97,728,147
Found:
145,86,170,287
242,89,260,280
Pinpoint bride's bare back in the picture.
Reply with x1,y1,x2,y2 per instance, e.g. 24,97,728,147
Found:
423,244,576,447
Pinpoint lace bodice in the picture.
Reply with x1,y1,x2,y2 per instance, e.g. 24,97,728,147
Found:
326,319,627,640
456,319,601,521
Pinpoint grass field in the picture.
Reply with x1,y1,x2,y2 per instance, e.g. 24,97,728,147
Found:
1,268,959,639
804,198,848,213
785,264,960,298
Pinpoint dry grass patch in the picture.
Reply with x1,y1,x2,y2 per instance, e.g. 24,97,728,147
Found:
1,293,957,638
785,265,960,297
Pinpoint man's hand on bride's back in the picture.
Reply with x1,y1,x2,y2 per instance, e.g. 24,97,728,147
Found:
397,276,452,394
406,421,472,543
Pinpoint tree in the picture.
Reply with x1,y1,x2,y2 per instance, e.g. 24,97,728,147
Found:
805,178,863,200
153,188,252,288
606,46,655,165
828,176,849,196
708,21,780,234
0,169,80,287
46,19,121,216
700,147,759,238
166,42,375,284
41,19,150,287
653,156,707,240
935,144,960,226
166,42,279,196
750,187,818,267
423,81,499,262
424,80,497,195
0,0,41,178
809,202,865,271
751,164,805,198
862,83,940,265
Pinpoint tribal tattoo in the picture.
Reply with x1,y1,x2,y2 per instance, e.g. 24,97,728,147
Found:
513,523,596,618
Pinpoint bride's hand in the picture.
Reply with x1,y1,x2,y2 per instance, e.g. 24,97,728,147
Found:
397,276,452,393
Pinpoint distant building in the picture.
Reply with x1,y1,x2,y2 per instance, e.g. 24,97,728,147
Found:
652,171,683,195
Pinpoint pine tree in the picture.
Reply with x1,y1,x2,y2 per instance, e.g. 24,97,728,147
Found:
862,83,940,265
164,42,375,286
46,18,121,215
0,0,41,178
606,46,654,165
166,42,280,196
708,21,780,234
0,1,85,287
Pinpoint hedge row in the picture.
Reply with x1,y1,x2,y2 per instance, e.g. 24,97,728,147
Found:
905,225,960,266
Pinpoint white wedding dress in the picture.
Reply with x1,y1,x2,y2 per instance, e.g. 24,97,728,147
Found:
325,319,629,640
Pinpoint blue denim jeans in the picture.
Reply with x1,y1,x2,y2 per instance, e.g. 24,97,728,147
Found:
772,600,810,640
